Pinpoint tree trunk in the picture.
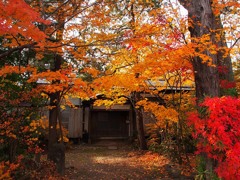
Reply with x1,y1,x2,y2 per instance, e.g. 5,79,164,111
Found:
47,54,65,175
48,92,59,153
192,56,220,100
133,92,148,150
185,0,220,99
179,0,234,99
178,0,233,179
48,54,62,156
9,138,17,163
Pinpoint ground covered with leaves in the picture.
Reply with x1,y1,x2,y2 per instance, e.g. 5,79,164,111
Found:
64,141,195,180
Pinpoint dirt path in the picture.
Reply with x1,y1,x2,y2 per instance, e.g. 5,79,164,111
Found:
64,141,194,180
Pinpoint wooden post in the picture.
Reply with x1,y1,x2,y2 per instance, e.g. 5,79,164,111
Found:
68,108,83,138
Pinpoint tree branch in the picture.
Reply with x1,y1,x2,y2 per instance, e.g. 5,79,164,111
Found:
48,1,100,37
230,37,240,50
0,43,37,59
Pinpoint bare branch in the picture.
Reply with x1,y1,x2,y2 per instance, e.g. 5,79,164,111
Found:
230,37,240,50
48,1,100,37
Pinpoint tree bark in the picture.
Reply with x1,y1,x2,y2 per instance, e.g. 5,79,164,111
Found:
192,56,220,100
178,0,233,179
179,0,234,99
183,0,220,99
133,92,148,150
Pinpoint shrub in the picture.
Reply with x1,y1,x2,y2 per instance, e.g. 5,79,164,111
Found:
188,96,240,179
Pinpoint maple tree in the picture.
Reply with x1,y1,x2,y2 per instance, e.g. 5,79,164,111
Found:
0,0,92,174
0,66,50,180
0,0,50,169
90,0,195,152
6,0,133,172
23,0,104,172
91,1,239,178
0,0,49,59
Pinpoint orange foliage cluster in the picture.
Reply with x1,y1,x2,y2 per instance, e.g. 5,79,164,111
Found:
0,0,49,49
0,66,36,77
0,157,21,179
137,99,178,125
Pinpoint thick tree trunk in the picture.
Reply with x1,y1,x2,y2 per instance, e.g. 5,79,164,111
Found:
179,0,234,99
134,92,148,150
192,56,220,100
186,0,220,99
178,0,231,179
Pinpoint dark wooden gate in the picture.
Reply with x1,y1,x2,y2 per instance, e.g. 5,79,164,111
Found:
90,111,129,139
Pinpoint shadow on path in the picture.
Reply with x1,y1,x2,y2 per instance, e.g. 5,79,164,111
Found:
65,141,194,180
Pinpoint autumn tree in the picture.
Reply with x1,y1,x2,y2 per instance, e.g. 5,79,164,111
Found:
23,0,101,173
0,0,96,173
178,0,238,100
0,2,52,177
24,0,135,172
177,0,239,178
90,0,194,151
0,66,47,163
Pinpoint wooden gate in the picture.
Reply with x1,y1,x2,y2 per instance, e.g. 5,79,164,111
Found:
90,111,129,139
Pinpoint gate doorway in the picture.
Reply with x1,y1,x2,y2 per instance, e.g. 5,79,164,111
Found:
90,111,129,139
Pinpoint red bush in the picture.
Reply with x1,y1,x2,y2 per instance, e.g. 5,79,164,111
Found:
188,96,240,179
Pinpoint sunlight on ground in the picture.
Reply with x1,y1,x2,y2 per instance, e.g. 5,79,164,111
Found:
92,156,127,164
91,151,170,170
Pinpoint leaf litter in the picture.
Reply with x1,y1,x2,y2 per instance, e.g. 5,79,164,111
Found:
64,143,195,180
